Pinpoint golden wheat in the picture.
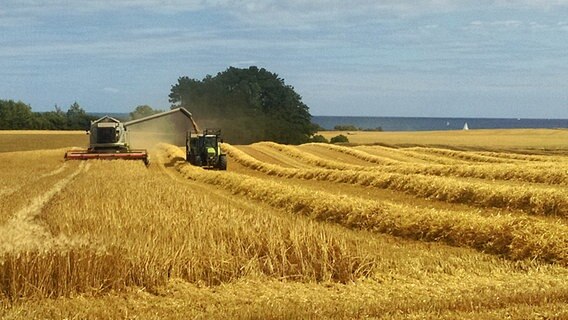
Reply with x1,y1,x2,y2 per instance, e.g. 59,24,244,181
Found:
0,150,75,225
302,143,401,165
2,131,568,319
307,143,568,185
0,131,87,153
318,128,568,149
226,144,568,216
473,150,568,163
163,144,568,266
356,144,477,165
3,156,374,300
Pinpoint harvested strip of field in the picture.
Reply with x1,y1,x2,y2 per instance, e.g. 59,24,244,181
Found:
298,143,389,167
353,145,434,163
258,141,568,188
357,145,476,165
306,144,568,185
406,147,521,163
227,144,568,216
319,129,568,150
262,141,478,170
248,144,314,169
474,150,568,163
258,141,363,170
162,144,568,266
302,143,401,165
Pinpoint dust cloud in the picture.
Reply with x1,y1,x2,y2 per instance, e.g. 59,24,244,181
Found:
126,111,193,150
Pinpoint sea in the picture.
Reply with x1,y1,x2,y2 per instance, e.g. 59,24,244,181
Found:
312,116,568,131
91,112,568,132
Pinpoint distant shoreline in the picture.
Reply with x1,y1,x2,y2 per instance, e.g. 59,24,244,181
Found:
312,115,568,131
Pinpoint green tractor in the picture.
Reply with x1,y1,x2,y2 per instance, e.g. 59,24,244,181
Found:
185,129,227,170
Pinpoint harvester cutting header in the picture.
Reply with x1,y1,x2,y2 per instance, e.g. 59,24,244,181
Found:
64,107,227,170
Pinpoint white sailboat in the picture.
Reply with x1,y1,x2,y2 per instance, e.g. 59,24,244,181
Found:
463,122,469,130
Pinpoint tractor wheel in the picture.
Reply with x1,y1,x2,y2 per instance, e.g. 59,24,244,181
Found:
218,155,227,170
193,155,202,166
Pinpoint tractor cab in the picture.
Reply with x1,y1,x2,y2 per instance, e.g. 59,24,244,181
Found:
186,129,227,170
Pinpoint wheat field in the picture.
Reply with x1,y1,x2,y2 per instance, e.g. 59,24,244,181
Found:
1,129,568,319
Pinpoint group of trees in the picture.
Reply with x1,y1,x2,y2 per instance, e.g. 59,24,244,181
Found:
169,66,316,144
0,100,95,130
2,66,322,144
0,100,165,130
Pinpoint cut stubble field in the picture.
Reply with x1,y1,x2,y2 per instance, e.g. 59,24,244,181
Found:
1,129,568,319
320,128,568,152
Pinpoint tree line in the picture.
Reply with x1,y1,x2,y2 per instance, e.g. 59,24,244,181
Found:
2,66,319,144
0,100,95,130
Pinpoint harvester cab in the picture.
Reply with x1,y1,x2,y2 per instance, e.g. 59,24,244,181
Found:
88,117,128,152
186,129,227,170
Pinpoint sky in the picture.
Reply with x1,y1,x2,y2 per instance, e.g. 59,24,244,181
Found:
1,0,567,118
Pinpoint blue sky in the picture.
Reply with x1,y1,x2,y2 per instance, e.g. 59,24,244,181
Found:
1,1,567,118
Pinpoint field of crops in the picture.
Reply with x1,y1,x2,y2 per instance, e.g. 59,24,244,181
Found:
1,130,568,319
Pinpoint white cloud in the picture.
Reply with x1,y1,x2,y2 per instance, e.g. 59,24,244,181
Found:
231,60,259,67
466,19,568,32
3,0,568,27
467,20,524,29
103,87,120,93
0,28,332,60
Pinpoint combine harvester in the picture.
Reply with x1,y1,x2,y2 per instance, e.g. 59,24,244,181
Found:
64,107,227,170
64,115,150,165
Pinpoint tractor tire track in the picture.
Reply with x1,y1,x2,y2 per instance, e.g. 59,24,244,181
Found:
0,162,69,201
39,162,68,178
0,162,90,255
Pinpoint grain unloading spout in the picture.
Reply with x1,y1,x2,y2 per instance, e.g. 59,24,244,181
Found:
189,114,200,133
124,107,199,148
124,107,198,132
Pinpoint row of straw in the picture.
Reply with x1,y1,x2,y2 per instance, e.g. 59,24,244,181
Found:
306,143,568,185
232,144,568,216
162,144,568,266
359,144,568,164
473,150,568,162
406,147,520,163
355,145,498,165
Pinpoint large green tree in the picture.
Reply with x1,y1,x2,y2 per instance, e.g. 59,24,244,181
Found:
169,66,314,144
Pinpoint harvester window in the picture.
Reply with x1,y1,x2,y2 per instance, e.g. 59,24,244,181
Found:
98,127,118,143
